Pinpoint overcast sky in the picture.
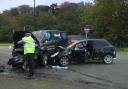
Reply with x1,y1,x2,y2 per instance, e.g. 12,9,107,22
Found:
0,0,93,13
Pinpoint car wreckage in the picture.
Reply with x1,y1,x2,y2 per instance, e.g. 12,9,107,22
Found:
8,30,69,69
8,30,116,69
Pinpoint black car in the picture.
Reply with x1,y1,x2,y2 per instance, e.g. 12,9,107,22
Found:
57,39,116,66
8,30,68,67
32,30,68,66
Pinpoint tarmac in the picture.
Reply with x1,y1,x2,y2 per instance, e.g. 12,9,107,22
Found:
0,74,105,89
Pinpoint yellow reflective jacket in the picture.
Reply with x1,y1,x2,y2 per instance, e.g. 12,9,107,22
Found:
22,36,35,55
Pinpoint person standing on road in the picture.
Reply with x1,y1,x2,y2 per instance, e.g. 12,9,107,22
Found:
18,32,36,78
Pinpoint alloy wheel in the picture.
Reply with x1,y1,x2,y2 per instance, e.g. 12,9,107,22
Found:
103,54,113,64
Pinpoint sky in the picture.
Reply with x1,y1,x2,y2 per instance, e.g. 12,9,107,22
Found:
0,0,93,13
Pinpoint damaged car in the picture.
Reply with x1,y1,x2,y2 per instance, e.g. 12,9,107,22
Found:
8,30,69,68
54,39,116,65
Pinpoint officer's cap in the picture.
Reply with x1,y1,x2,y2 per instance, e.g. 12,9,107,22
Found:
25,32,31,36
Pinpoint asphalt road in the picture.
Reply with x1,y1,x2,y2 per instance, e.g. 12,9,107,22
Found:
0,46,128,89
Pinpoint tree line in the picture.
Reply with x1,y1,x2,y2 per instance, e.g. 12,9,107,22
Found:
0,0,128,47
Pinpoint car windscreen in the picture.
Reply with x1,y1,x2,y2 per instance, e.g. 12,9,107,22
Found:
53,32,62,40
53,31,68,40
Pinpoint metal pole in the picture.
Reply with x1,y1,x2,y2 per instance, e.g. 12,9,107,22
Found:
86,32,88,40
23,26,26,31
85,32,88,44
33,0,36,31
34,0,35,16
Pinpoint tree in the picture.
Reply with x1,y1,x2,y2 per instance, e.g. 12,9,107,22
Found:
54,2,84,34
81,0,128,46
36,5,50,15
18,14,34,31
18,5,33,14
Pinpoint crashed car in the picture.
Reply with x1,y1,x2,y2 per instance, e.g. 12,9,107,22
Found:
56,39,116,65
8,30,68,68
32,30,69,66
7,31,44,68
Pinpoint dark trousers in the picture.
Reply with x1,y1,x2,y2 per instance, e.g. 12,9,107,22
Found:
25,53,35,76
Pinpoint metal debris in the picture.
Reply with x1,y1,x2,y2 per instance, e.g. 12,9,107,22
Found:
0,65,5,73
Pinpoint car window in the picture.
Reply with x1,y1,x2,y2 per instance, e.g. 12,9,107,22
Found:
62,32,68,40
54,32,61,40
93,40,111,47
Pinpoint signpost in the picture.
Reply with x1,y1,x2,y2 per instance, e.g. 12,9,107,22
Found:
84,25,91,40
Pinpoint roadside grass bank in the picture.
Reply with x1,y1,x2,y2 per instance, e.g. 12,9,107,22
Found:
116,47,128,52
0,43,13,46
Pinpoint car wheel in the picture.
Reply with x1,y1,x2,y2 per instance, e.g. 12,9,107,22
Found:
103,54,113,64
59,56,70,66
41,53,49,66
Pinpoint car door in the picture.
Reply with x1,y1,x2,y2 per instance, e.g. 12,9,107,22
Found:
86,40,94,59
92,40,104,60
72,42,86,61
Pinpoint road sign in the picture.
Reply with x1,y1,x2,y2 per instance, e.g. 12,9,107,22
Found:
84,25,91,33
84,25,92,40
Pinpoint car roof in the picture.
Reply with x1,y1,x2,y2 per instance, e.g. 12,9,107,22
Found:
33,30,66,33
75,39,107,43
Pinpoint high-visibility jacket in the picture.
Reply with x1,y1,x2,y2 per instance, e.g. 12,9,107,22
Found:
22,36,35,55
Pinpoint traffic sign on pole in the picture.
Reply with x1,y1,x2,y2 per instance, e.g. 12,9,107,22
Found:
84,25,92,40
84,25,91,33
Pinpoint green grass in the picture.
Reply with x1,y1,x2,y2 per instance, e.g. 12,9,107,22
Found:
116,47,128,52
0,43,13,46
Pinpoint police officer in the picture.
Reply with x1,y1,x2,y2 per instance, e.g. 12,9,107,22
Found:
18,32,35,77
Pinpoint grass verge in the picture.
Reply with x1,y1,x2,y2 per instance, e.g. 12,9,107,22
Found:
116,47,128,52
0,43,13,46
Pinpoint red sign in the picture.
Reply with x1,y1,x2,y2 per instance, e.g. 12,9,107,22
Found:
84,25,91,33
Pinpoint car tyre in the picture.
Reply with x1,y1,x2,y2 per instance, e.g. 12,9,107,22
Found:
103,54,113,64
41,53,49,66
58,56,70,66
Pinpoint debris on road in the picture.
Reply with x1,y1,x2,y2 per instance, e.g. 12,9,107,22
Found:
51,66,68,70
0,65,5,73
